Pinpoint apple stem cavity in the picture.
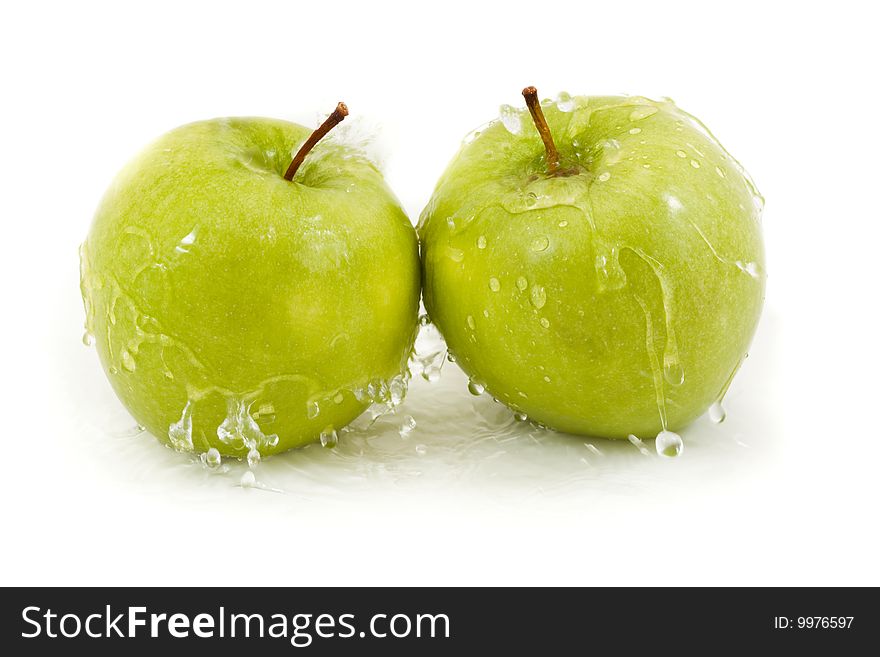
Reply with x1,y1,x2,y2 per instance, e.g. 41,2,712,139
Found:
522,86,560,174
283,101,349,182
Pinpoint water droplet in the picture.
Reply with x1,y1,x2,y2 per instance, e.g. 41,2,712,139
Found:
240,471,256,488
488,277,501,292
543,375,551,383
629,106,658,121
477,235,487,249
307,401,320,419
656,430,683,458
446,247,464,262
516,276,528,291
529,285,547,309
558,220,568,227
109,366,118,375
203,447,222,469
389,375,407,406
663,360,684,386
446,352,456,363
499,104,522,134
82,331,93,346
584,443,603,456
539,317,550,328
708,401,726,424
247,448,261,467
675,150,687,158
531,236,550,252
482,309,490,318
690,159,701,168
466,315,476,330
168,400,194,452
415,444,427,456
333,392,344,404
628,127,642,134
597,172,611,182
121,349,136,372
715,166,726,178
556,91,576,112
642,164,651,169
399,415,417,437
514,411,529,422
467,378,486,396
524,192,537,207
627,434,651,456
320,426,338,449
419,349,446,383
419,314,431,326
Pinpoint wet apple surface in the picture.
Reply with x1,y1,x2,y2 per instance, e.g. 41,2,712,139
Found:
81,113,421,458
419,89,765,442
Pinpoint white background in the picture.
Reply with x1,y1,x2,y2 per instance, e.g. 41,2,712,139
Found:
1,0,878,586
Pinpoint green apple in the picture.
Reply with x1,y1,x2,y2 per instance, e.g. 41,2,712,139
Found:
419,88,765,443
81,105,420,459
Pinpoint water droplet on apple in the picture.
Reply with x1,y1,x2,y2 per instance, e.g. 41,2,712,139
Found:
514,411,529,422
525,192,538,207
529,285,547,309
168,400,194,452
539,318,550,328
82,331,93,347
516,276,528,291
690,159,701,168
446,352,456,363
419,314,431,326
307,401,320,419
627,434,651,456
708,401,726,424
109,366,118,375
415,444,427,456
488,277,501,292
543,375,551,383
320,426,338,449
655,430,683,457
477,235,487,249
202,447,222,469
466,315,476,330
240,471,256,488
715,166,726,178
629,106,658,121
121,349,136,372
628,127,642,134
467,378,486,396
531,236,550,252
597,172,611,182
247,448,261,467
558,220,568,227
499,104,522,134
675,150,687,158
556,91,576,112
333,392,344,404
446,246,465,262
594,244,627,291
735,261,760,279
663,359,684,386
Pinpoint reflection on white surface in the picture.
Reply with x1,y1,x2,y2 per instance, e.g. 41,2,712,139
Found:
67,314,777,508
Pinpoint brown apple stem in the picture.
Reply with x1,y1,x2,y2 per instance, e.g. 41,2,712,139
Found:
522,86,560,173
283,102,349,181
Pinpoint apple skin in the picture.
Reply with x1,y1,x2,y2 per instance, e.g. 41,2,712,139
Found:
419,95,765,439
81,117,420,457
